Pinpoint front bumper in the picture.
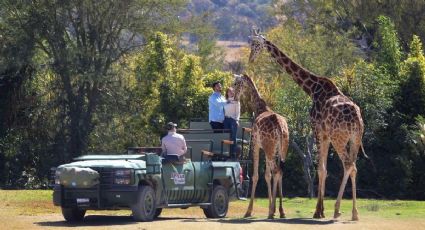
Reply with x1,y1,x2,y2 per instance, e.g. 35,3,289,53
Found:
53,185,138,209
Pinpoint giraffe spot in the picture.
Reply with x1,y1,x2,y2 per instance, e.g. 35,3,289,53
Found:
312,83,323,94
266,44,272,51
294,75,303,84
299,69,309,80
319,93,326,102
305,79,313,87
290,62,298,72
303,85,311,94
285,66,293,75
282,56,290,64
310,75,318,82
323,81,333,92
344,115,352,122
322,110,329,118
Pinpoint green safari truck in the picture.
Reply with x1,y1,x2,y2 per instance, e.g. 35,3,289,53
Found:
51,121,252,222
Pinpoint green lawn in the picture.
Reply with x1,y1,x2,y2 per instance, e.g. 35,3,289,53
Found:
253,197,425,219
1,189,424,219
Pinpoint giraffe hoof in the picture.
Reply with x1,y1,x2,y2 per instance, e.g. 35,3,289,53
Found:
352,216,359,221
267,214,274,219
280,213,286,218
333,211,341,219
244,213,252,218
313,212,321,219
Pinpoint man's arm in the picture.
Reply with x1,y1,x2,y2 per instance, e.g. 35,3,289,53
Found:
161,139,166,155
181,138,187,153
209,94,227,107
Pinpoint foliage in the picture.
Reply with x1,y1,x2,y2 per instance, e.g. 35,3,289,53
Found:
186,0,276,40
274,0,425,52
88,32,232,152
374,15,403,80
0,0,187,187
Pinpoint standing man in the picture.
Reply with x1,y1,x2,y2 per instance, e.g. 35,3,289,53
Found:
161,122,187,162
208,81,227,132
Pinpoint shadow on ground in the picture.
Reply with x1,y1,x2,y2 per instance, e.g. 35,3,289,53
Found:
214,217,337,225
36,215,355,227
35,215,197,227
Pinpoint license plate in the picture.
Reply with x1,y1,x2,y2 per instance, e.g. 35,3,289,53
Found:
76,198,90,204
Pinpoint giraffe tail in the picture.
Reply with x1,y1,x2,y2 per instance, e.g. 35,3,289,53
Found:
360,142,368,159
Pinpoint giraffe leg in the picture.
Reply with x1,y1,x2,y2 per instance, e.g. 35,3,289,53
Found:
264,162,274,219
332,137,355,220
349,134,361,221
313,138,330,219
244,144,260,218
334,163,353,219
350,165,359,221
276,168,285,218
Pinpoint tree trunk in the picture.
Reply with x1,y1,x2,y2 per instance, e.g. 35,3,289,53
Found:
290,137,315,198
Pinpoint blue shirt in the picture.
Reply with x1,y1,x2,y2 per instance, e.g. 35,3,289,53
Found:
208,92,227,122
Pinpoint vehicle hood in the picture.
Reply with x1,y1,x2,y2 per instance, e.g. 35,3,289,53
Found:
57,159,146,169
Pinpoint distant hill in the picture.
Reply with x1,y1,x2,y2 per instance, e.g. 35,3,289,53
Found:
183,0,277,41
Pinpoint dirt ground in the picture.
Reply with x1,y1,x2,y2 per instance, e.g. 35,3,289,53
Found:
2,204,425,230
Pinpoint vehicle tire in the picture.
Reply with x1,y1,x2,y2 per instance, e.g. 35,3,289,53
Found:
203,185,229,218
154,208,162,218
131,186,157,222
61,207,86,222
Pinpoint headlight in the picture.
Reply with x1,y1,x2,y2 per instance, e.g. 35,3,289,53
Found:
115,169,132,176
114,169,133,185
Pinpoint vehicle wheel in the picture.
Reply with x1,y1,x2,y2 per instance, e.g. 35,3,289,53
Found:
61,207,86,222
131,186,157,221
203,185,229,218
154,208,162,218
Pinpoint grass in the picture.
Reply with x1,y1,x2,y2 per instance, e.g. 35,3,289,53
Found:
1,189,424,220
253,197,425,219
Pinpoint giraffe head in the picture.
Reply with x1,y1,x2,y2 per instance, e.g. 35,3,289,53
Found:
249,28,266,63
232,74,245,100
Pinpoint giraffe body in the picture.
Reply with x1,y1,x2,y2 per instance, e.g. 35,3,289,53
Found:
249,30,364,221
233,74,289,219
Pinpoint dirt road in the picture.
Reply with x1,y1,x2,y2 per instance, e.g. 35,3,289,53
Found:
3,207,425,230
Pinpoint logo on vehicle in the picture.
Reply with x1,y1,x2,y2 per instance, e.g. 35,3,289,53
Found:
171,173,185,185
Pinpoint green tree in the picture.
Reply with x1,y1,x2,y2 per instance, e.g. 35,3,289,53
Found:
3,0,186,162
374,16,402,80
395,35,425,123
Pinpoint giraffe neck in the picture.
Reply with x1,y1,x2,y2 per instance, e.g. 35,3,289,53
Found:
264,40,341,98
242,75,269,116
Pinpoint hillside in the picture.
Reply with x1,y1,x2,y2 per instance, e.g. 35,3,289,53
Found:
183,0,277,40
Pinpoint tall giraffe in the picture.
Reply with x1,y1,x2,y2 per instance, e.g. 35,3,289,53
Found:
248,29,365,221
233,74,289,219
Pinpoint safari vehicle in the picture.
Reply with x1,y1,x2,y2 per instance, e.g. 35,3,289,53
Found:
51,119,252,222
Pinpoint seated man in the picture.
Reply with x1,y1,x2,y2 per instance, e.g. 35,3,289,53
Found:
161,122,187,163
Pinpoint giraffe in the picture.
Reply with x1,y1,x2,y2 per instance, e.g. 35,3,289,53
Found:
232,74,289,219
248,29,365,221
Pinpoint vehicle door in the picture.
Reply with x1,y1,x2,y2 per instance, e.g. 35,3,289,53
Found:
192,160,213,203
161,160,195,204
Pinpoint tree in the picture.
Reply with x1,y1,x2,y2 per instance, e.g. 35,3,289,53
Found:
3,0,185,162
395,35,425,123
374,16,402,80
